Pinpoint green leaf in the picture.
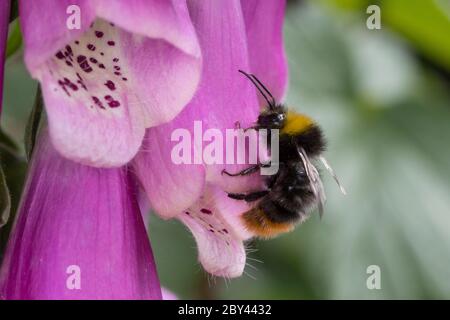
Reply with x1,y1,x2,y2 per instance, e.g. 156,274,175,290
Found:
5,20,22,59
0,128,26,262
24,86,43,161
381,0,450,72
0,126,19,152
0,165,10,228
322,0,450,72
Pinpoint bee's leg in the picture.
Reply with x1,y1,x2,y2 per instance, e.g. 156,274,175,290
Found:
243,125,259,132
222,162,271,177
228,190,269,202
233,121,259,132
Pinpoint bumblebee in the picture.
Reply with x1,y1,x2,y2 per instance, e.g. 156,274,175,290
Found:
222,70,345,238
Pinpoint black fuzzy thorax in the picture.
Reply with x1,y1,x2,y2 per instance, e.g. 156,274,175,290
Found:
278,124,326,161
259,161,317,224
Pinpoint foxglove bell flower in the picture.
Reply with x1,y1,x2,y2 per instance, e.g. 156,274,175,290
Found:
20,0,201,167
133,0,287,278
0,129,162,299
3,0,288,295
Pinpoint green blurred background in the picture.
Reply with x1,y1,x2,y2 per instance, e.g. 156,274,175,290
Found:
2,0,450,299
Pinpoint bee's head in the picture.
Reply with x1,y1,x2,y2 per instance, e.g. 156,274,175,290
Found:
257,107,287,129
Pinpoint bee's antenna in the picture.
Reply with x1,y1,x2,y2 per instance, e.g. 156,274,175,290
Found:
238,70,276,109
319,156,347,195
249,73,277,107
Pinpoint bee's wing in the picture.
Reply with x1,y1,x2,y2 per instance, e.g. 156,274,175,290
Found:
319,156,347,195
297,147,326,217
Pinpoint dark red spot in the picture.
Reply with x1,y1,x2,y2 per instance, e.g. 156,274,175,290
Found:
62,77,76,90
76,55,85,63
76,73,87,90
77,55,93,73
104,80,116,91
89,57,98,64
185,212,191,215
100,52,104,56
65,45,73,55
87,44,96,51
200,208,212,215
55,51,65,59
65,61,73,67
114,71,121,76
75,40,80,45
98,64,105,69
113,58,119,62
209,229,215,233
92,96,105,109
122,77,128,81
104,95,120,108
95,31,104,38
78,82,87,90
57,80,71,97
114,66,121,71
222,229,229,234
107,41,115,46
108,100,120,108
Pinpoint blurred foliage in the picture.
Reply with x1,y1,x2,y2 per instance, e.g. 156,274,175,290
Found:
6,21,22,59
0,151,11,228
1,0,450,299
0,129,26,261
322,0,450,72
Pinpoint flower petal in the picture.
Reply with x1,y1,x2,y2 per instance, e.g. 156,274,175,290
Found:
133,126,206,218
161,287,178,300
20,0,200,73
133,0,262,216
0,129,161,299
179,184,252,278
19,0,96,71
0,0,10,115
94,0,200,57
20,1,201,166
241,0,288,102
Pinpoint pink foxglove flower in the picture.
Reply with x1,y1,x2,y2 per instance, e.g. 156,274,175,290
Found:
134,0,287,278
0,0,288,299
0,129,161,299
20,0,201,167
